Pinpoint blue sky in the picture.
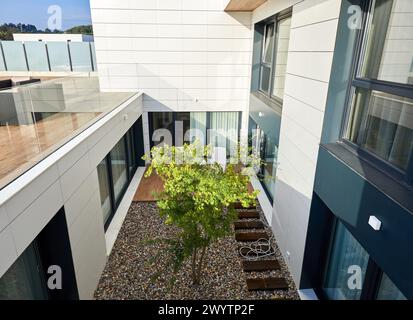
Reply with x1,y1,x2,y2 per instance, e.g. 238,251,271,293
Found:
0,0,91,30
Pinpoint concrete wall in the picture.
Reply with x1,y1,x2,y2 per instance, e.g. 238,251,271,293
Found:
0,93,143,299
251,0,342,285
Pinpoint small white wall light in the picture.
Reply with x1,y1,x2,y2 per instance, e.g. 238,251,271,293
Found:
258,112,265,117
368,216,382,231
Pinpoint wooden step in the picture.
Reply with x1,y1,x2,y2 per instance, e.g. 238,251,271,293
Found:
235,231,269,242
242,259,280,272
233,202,256,210
246,277,289,291
234,220,264,230
238,211,260,219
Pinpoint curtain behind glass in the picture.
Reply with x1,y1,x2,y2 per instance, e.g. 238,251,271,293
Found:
349,89,413,170
189,112,207,145
209,112,239,155
323,221,370,300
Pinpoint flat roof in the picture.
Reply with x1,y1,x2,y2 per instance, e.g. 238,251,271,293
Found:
0,76,136,190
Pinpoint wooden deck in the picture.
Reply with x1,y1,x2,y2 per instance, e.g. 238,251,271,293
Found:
0,112,100,189
133,169,255,202
133,169,164,202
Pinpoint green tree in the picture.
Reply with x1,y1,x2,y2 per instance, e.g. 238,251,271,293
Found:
144,142,260,285
65,25,93,35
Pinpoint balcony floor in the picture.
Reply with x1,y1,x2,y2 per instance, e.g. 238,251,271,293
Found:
94,200,299,300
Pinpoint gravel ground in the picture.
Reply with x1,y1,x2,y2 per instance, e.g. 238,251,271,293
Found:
94,202,300,300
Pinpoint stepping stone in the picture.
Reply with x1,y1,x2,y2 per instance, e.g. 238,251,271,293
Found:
234,220,264,230
242,259,280,272
235,231,269,242
233,202,256,210
246,277,289,291
238,211,260,219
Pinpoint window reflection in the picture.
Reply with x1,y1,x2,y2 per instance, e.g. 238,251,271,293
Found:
348,89,413,170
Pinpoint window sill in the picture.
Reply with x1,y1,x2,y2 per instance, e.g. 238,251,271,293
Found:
321,142,413,214
251,91,283,114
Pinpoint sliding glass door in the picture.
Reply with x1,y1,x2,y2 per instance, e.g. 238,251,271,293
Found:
189,112,207,144
149,112,240,154
209,112,240,155
323,220,370,300
322,219,408,300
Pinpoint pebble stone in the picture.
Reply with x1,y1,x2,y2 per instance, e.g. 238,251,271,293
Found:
94,202,300,300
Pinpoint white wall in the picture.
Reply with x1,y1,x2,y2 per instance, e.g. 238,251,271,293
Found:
251,0,342,285
0,92,143,299
90,0,252,114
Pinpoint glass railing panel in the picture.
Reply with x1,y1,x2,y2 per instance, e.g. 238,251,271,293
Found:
69,42,93,72
25,41,50,71
1,41,27,71
47,42,71,71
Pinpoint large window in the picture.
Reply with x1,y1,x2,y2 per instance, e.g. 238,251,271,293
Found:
322,219,408,300
0,243,48,300
344,0,413,179
97,120,142,230
323,220,370,300
97,158,112,225
149,112,240,155
248,117,278,202
110,137,128,204
257,10,292,102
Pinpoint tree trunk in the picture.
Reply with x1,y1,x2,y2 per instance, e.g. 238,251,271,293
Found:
191,248,197,284
193,246,207,285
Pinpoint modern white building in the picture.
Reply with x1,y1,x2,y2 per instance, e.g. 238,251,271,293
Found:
0,0,412,300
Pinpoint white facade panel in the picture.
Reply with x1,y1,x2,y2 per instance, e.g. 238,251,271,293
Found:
249,0,342,286
0,92,143,300
91,0,253,114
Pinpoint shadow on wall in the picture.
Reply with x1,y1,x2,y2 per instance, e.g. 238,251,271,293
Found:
97,60,251,113
271,176,312,284
94,10,252,112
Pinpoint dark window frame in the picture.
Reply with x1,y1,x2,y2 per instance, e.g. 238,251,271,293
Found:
101,123,140,231
256,9,292,106
341,0,413,186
